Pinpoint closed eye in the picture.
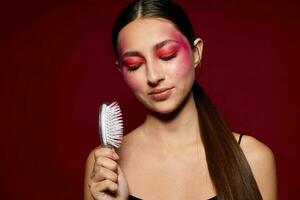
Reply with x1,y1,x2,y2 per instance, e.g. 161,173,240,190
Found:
122,58,143,72
125,63,142,72
159,52,177,61
127,66,140,72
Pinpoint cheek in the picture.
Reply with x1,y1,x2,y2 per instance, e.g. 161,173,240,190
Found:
172,52,194,80
122,73,145,93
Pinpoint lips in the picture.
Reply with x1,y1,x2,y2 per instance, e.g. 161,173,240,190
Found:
148,87,174,101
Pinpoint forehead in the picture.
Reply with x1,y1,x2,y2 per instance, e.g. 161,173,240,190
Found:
117,18,189,53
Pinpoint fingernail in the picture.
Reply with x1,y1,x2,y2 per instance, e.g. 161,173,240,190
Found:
113,152,119,159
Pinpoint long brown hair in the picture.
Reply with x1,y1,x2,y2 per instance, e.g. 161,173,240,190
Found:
112,0,262,199
193,82,262,199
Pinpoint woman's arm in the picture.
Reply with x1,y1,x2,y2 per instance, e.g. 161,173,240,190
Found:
241,135,278,200
84,148,97,200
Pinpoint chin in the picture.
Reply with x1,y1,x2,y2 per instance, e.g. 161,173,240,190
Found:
152,104,177,114
146,98,186,116
137,88,193,116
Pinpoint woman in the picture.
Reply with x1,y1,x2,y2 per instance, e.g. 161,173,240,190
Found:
84,0,277,199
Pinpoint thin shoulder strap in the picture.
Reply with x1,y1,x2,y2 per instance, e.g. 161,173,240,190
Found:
238,133,244,144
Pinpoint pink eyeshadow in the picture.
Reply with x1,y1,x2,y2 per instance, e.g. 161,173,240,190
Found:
156,44,179,56
122,57,144,66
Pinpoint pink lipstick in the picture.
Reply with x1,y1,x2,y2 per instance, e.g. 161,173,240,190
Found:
148,87,174,101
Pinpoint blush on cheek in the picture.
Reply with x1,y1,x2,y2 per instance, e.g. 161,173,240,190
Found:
123,73,144,93
173,51,194,79
169,36,194,78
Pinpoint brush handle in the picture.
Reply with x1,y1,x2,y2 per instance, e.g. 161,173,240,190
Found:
98,103,109,146
101,144,114,148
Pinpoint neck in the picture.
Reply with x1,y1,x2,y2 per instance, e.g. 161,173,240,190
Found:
142,92,202,148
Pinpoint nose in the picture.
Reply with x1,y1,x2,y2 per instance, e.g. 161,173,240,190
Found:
146,61,165,87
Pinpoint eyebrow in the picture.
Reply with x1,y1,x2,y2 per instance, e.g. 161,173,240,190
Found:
121,39,179,59
155,39,178,49
121,51,142,59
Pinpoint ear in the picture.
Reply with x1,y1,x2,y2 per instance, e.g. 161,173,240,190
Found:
193,38,203,68
115,61,121,72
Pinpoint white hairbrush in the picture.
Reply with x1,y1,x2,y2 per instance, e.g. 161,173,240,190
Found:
98,102,123,148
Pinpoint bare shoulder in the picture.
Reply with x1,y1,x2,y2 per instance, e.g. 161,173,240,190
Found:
122,127,141,146
115,126,144,166
117,127,141,151
232,132,274,161
236,133,278,200
238,134,275,165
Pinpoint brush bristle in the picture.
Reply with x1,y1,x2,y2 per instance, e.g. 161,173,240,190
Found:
99,102,123,148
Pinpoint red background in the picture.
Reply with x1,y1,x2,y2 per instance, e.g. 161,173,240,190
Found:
1,0,299,199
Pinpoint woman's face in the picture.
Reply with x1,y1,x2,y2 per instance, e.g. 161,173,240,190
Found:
117,18,201,114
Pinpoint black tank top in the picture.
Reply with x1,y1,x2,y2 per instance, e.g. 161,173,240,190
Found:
128,134,244,200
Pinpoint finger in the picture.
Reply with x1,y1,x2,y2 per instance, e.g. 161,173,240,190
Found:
116,165,129,198
93,166,118,182
94,147,118,160
94,156,118,172
90,179,118,194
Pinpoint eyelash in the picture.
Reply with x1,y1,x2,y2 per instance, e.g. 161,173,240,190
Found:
124,52,177,72
126,65,141,72
160,52,177,61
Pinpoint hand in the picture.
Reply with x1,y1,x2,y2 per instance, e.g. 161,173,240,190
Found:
89,147,129,200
